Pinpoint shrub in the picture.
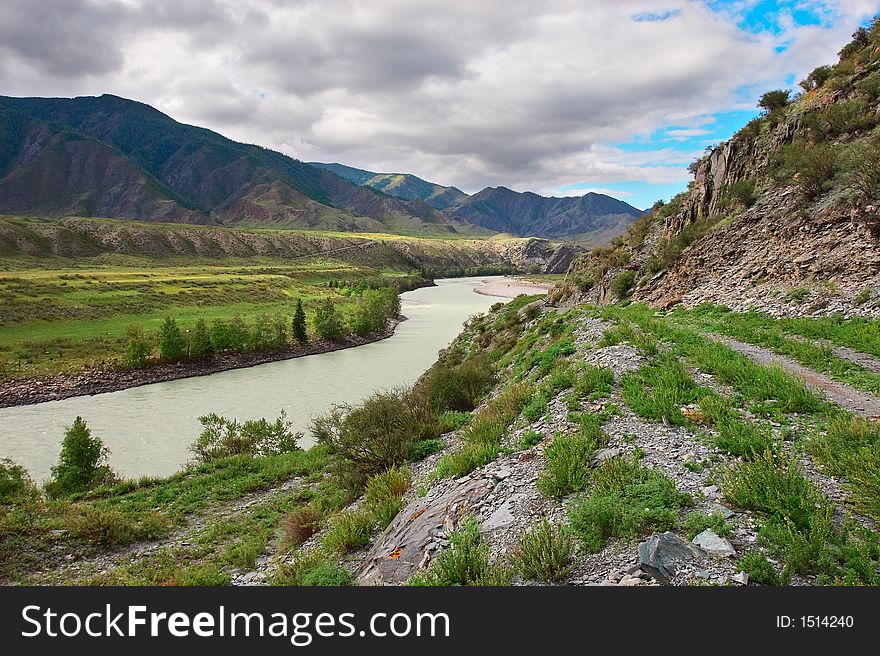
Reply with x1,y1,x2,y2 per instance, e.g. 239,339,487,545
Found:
282,507,319,547
410,517,510,586
803,98,876,140
189,318,214,359
537,430,598,498
758,89,791,113
46,417,115,498
410,438,443,461
737,552,779,585
122,324,151,368
853,287,872,307
517,430,544,450
313,299,347,341
438,411,471,433
191,411,301,462
785,287,810,304
522,392,549,422
423,354,496,413
776,142,838,200
273,551,341,585
158,316,187,362
728,178,757,208
683,511,732,540
799,64,833,91
67,506,170,547
364,466,410,528
610,270,637,300
300,563,353,586
568,456,690,552
312,388,438,481
320,509,374,554
511,519,574,582
841,135,880,203
0,459,35,504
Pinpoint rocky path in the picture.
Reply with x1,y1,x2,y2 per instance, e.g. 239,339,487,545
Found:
712,335,880,419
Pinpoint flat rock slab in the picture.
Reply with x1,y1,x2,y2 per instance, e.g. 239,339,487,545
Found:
482,494,524,533
356,476,494,585
638,532,705,584
692,529,736,558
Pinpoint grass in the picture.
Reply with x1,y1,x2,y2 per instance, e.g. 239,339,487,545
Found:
567,455,691,552
433,383,532,479
511,519,574,582
721,451,880,584
409,517,510,586
808,415,880,521
0,259,394,379
677,307,880,395
682,511,733,540
621,354,700,425
537,415,606,498
737,552,780,585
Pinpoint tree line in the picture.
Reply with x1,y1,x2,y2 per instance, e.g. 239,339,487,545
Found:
122,287,401,368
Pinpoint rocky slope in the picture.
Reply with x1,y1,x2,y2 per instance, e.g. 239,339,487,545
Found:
0,215,581,274
558,24,880,317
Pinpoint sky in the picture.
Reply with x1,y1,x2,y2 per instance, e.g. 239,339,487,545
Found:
1,1,879,210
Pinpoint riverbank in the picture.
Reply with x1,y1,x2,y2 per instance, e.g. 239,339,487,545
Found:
473,277,553,298
0,320,405,409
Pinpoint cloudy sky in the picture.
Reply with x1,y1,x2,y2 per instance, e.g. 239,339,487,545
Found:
1,0,878,209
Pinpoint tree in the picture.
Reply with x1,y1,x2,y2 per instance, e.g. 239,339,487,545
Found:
46,417,115,497
292,298,307,343
122,324,150,368
313,299,346,341
189,318,214,359
158,316,187,361
799,65,832,92
758,89,791,114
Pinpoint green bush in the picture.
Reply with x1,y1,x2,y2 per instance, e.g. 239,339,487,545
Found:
728,178,757,208
300,563,353,586
568,456,690,552
799,64,833,91
189,318,214,359
522,392,549,422
511,519,574,582
67,506,170,547
758,89,790,113
313,299,347,341
313,388,438,482
423,354,497,412
410,517,510,586
46,417,116,498
537,429,599,498
191,411,301,462
158,316,187,362
610,270,637,299
776,142,838,200
0,459,35,504
438,411,471,433
122,324,151,368
737,552,779,585
409,438,443,461
517,430,544,450
364,466,410,528
320,509,374,554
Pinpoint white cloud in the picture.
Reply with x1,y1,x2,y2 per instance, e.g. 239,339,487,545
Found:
0,0,877,195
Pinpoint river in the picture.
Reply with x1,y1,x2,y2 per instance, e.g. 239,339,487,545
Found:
0,277,512,482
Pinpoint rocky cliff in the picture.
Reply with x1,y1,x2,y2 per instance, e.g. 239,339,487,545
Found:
558,24,880,318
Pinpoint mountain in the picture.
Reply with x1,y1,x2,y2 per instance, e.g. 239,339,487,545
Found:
309,162,468,210
0,94,642,243
310,164,644,241
560,24,880,316
0,95,454,234
446,186,644,241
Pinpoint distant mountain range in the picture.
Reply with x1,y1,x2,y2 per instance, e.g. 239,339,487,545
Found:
0,95,643,241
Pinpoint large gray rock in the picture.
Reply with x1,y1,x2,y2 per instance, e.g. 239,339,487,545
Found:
638,532,704,584
692,529,736,557
356,476,494,585
590,448,621,468
481,494,523,533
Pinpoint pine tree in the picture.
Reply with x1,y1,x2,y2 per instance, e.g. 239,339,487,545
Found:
292,298,308,343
